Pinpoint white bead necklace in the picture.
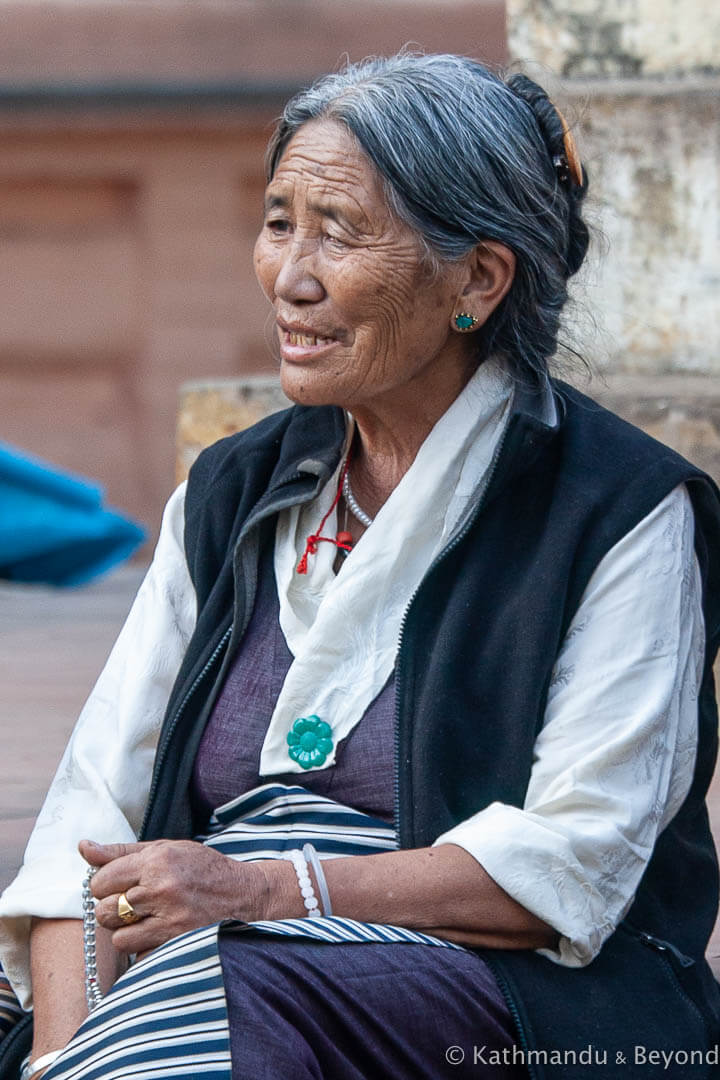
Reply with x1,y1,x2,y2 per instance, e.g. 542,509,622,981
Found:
342,467,374,528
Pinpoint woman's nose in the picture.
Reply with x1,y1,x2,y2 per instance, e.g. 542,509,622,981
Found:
273,240,325,304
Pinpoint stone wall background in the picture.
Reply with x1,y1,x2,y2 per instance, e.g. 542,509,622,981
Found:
503,0,720,488
508,0,720,78
567,84,719,377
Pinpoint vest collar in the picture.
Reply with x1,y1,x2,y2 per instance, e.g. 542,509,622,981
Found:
269,370,562,503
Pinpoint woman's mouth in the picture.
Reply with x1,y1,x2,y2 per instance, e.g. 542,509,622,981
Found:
279,326,340,361
287,331,335,347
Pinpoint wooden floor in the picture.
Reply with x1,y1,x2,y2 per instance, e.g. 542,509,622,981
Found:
0,568,145,891
1,568,718,974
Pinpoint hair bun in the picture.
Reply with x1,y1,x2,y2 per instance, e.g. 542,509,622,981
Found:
506,73,589,277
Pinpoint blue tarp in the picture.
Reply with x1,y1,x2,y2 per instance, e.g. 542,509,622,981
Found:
0,442,146,586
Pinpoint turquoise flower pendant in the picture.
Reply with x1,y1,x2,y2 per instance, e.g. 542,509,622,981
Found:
287,715,334,769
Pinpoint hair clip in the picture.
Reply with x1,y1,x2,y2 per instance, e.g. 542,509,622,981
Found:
552,106,583,187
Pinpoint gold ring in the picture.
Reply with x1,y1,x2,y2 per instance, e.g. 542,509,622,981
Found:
117,892,141,924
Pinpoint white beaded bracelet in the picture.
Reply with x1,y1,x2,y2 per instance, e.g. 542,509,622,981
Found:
286,849,322,919
302,843,332,917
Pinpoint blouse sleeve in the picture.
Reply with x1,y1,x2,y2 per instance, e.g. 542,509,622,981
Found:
433,483,703,967
0,482,196,1008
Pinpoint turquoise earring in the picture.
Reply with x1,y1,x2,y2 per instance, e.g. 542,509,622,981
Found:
454,312,479,332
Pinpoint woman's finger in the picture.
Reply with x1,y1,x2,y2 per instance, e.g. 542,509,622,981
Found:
85,839,174,899
90,861,143,900
111,916,180,956
95,889,148,931
88,853,145,900
79,839,147,866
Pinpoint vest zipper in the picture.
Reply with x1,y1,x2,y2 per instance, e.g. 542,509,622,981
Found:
480,955,540,1080
393,415,515,839
139,623,232,838
636,930,695,967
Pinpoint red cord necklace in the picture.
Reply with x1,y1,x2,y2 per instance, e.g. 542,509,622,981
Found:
296,457,355,574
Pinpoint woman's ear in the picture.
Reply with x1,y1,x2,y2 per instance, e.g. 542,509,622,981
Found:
450,242,516,333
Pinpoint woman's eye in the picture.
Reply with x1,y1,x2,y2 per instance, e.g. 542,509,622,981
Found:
266,218,291,234
324,231,349,248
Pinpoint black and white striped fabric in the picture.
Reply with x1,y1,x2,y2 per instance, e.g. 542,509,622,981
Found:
0,973,22,1043
200,782,400,858
40,784,460,1080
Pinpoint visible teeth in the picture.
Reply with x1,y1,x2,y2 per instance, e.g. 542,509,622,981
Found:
288,332,332,346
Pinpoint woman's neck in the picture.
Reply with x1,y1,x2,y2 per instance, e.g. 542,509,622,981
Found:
347,423,427,516
348,375,473,516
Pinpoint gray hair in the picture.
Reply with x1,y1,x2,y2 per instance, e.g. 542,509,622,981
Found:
266,53,590,383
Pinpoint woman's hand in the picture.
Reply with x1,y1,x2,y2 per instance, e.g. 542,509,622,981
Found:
79,839,274,955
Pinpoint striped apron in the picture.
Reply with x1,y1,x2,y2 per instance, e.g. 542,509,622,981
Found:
41,784,462,1080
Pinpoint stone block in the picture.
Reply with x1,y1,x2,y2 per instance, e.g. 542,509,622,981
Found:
584,373,720,486
508,0,720,79
507,0,720,379
558,81,720,377
176,375,290,483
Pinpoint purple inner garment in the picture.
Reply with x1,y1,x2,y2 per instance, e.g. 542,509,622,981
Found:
192,545,396,826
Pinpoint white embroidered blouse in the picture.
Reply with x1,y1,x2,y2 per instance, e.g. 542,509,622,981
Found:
0,370,704,1007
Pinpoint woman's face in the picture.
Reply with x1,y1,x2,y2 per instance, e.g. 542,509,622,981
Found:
253,119,476,412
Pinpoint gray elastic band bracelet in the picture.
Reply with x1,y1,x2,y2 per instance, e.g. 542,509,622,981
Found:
302,843,333,917
20,1049,64,1080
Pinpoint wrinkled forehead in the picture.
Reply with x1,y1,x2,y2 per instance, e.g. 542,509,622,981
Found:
267,119,387,213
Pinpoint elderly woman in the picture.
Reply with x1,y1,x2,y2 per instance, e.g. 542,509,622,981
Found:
1,53,719,1080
